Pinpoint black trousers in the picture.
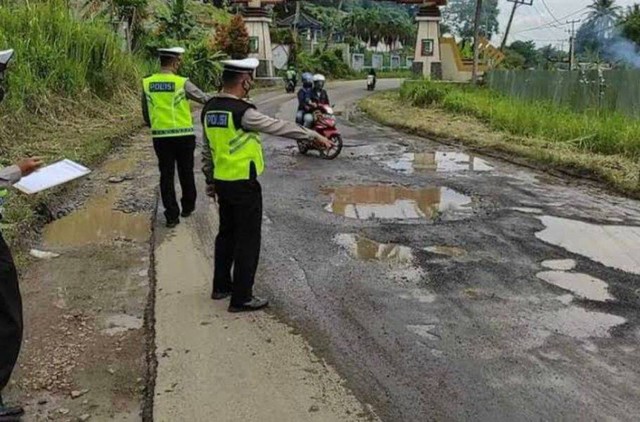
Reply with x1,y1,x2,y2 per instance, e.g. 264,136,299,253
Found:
0,232,22,394
213,179,262,306
153,136,197,222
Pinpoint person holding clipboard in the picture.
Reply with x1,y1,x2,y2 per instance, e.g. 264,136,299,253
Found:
0,48,44,421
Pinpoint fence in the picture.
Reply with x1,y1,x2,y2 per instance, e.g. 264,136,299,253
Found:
486,69,640,119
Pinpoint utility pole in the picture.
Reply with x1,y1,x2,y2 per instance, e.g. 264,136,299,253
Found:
472,0,483,84
567,19,580,71
500,0,534,51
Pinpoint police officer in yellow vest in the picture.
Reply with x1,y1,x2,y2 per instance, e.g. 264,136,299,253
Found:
202,58,333,313
0,48,44,420
142,47,211,228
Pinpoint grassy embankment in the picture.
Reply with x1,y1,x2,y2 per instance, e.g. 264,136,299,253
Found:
361,80,640,197
0,0,150,251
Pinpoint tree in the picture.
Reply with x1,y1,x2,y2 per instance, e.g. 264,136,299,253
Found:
621,4,640,45
507,40,540,68
213,13,249,59
586,0,621,39
443,0,500,41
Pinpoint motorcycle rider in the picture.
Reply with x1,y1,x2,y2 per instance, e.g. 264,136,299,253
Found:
312,74,330,106
367,68,377,89
285,66,297,88
296,72,315,128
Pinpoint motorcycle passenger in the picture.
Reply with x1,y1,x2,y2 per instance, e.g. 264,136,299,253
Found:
312,74,330,106
296,72,315,128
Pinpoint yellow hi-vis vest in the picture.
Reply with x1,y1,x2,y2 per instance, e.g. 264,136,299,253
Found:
203,105,264,181
142,73,194,138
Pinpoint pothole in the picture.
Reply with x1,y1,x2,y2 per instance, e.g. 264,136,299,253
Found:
536,216,640,275
102,157,135,175
324,185,472,220
541,259,577,271
537,271,614,302
103,314,143,336
424,245,467,257
334,233,414,264
43,189,150,247
538,307,625,339
385,152,493,174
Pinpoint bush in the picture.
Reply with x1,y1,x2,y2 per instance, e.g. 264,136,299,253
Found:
180,39,224,92
213,14,249,59
296,49,353,79
0,0,145,113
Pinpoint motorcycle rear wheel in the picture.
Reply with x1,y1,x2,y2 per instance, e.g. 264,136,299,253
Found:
321,134,343,160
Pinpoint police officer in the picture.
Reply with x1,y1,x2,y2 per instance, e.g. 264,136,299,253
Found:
0,48,44,421
201,58,333,313
142,47,211,228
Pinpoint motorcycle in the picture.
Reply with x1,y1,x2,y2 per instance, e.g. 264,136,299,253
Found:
297,103,343,160
366,74,376,91
285,78,296,93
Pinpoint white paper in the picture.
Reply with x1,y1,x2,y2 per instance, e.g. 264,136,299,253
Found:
14,159,91,194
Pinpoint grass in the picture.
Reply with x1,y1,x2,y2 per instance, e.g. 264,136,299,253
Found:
0,0,148,253
360,85,640,198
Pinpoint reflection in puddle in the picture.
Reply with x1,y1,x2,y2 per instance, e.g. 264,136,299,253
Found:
385,152,493,174
537,271,614,302
324,185,472,220
44,189,150,247
334,233,413,264
538,307,625,339
424,246,467,257
536,216,640,275
541,259,576,271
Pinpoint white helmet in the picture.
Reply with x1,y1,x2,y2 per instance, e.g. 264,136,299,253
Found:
312,74,325,82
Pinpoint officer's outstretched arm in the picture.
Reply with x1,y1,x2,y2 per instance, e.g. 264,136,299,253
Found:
242,108,317,141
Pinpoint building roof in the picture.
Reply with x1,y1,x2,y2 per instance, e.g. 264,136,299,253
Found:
277,12,323,30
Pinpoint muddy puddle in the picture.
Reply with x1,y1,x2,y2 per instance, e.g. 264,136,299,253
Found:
537,271,614,302
424,246,467,257
324,185,472,220
538,307,625,339
385,152,493,174
334,233,414,264
43,189,150,247
536,216,640,275
102,157,135,175
541,259,576,271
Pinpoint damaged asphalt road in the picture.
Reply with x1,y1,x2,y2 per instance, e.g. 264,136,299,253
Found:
243,80,640,421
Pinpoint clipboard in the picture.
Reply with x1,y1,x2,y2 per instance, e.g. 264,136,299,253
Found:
13,159,91,194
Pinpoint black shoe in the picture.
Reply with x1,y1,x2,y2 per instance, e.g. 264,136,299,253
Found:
0,399,24,421
166,219,180,228
211,291,231,300
228,296,269,313
181,210,193,218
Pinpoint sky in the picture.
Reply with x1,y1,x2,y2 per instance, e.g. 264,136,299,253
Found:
495,0,638,50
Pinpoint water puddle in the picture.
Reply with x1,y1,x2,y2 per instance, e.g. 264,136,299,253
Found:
537,271,614,302
334,233,414,264
385,152,493,174
536,216,640,275
103,314,143,336
43,189,150,247
538,307,625,339
510,207,543,215
324,185,472,220
345,143,406,158
424,245,467,257
102,157,135,175
541,259,576,271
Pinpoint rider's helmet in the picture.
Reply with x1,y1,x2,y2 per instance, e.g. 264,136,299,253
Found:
313,74,325,90
0,49,15,103
301,72,313,88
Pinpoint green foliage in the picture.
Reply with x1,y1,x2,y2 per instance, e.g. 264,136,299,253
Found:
621,5,640,46
399,80,640,160
443,0,500,40
506,41,540,69
179,40,224,91
295,49,353,79
0,0,145,114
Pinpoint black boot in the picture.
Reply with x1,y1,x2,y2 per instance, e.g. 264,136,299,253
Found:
0,394,24,421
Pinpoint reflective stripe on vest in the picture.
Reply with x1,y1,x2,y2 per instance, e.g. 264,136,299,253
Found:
204,110,264,181
143,74,194,138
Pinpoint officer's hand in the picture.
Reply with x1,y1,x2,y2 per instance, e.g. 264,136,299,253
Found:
17,157,44,176
206,184,217,202
314,135,335,151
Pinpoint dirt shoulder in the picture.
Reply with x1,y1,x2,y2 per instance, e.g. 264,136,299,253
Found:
6,132,157,422
360,91,640,198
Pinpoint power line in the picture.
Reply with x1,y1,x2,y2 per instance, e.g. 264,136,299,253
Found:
512,6,588,35
540,0,564,27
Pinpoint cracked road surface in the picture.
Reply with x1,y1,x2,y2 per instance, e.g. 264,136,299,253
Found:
153,80,640,422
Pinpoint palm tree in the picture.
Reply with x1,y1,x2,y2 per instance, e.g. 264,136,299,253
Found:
586,0,622,38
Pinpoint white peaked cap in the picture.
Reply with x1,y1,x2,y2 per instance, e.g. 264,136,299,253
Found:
0,49,15,67
158,47,186,57
221,58,260,73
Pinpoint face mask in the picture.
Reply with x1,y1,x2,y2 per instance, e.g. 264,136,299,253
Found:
242,77,254,98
